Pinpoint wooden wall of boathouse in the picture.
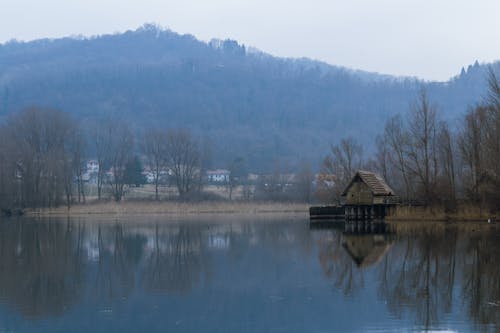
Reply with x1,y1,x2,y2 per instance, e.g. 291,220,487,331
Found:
345,180,373,205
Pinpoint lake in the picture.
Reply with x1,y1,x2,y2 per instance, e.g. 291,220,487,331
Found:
0,216,498,332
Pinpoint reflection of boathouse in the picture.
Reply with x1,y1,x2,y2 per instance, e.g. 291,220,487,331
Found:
342,221,394,268
343,234,393,268
342,170,398,220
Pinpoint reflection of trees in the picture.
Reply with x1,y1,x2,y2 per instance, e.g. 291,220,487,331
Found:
377,223,500,330
226,221,314,265
315,223,500,330
93,224,146,301
257,221,313,258
141,220,312,295
462,230,500,328
0,220,85,318
316,230,364,295
315,223,396,296
143,224,206,294
378,226,458,329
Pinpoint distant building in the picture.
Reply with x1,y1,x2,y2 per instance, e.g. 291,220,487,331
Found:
143,170,156,184
314,173,337,188
260,173,296,189
207,169,230,183
247,173,260,182
82,160,99,184
86,160,99,173
142,168,171,185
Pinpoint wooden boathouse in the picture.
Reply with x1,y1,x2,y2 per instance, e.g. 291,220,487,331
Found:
342,170,397,220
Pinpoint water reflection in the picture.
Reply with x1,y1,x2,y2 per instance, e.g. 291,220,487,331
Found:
342,221,394,269
384,223,500,330
313,221,499,331
342,234,394,268
0,217,498,332
0,220,86,318
93,224,146,302
462,228,500,328
143,224,206,294
374,224,451,329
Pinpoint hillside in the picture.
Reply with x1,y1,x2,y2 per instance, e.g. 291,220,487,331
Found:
0,24,496,171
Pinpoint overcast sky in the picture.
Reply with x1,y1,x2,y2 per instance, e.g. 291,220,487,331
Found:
1,0,499,81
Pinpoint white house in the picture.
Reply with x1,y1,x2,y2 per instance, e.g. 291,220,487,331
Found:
207,169,230,183
82,160,99,184
86,160,99,173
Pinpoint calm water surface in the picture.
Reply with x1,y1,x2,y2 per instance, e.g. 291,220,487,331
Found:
0,216,498,332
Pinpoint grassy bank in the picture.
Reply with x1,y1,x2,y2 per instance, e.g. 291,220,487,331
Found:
25,201,309,217
386,204,498,222
22,200,500,223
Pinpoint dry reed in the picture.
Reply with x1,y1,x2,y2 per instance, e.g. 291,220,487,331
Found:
26,200,309,217
387,203,498,222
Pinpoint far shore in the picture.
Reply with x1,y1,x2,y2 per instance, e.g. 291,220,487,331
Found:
385,216,498,223
13,201,500,225
24,201,310,218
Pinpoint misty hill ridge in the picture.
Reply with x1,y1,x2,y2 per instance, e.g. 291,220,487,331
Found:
0,24,497,170
0,24,398,82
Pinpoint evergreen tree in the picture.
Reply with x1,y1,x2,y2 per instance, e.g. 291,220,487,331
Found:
124,156,147,187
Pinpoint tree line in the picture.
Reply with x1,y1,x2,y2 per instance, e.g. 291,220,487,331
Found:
1,67,498,212
0,109,205,212
319,68,500,211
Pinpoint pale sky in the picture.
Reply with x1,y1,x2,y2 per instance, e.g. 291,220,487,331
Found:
1,0,499,81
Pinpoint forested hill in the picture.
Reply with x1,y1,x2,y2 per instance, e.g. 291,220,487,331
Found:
0,24,496,171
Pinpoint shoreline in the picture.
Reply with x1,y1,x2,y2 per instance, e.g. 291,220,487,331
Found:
385,217,497,223
385,204,499,223
24,201,310,217
13,201,500,225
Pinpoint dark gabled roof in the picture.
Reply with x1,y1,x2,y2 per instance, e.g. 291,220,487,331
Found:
341,170,394,196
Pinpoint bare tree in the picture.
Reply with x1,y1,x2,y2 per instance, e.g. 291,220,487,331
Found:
459,112,484,199
108,122,134,202
487,67,500,109
70,128,87,204
320,137,363,203
198,135,213,193
333,138,363,181
437,122,457,208
0,126,17,211
166,129,201,199
484,69,500,184
476,67,500,207
227,157,246,200
93,120,113,201
59,120,86,209
374,134,389,181
92,118,135,202
4,107,75,208
383,115,412,201
143,128,168,200
458,69,500,205
406,90,439,203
